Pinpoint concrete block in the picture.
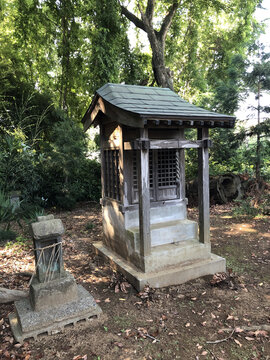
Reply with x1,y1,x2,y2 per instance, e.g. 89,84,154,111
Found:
93,241,226,291
128,219,198,248
125,201,187,229
37,215,55,222
31,219,64,241
9,286,102,343
30,272,78,311
144,240,211,272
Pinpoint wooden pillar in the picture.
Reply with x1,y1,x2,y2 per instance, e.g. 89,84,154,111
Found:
99,125,105,200
197,128,210,244
138,128,151,256
178,129,185,200
118,125,128,207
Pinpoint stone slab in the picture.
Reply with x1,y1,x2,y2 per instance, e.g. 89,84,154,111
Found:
30,272,78,311
93,242,226,291
125,201,187,228
128,219,198,247
144,240,211,272
31,219,64,240
9,285,102,343
37,215,55,222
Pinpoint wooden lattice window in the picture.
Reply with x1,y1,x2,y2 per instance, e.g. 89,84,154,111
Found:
132,149,179,203
104,150,120,200
157,149,177,187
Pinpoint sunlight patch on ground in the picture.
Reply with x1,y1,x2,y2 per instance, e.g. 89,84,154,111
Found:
83,274,110,284
224,223,257,235
220,215,233,219
259,232,270,239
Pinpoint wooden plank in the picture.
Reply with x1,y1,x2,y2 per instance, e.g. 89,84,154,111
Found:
124,139,208,150
150,140,203,149
138,128,151,257
101,98,143,128
198,128,210,244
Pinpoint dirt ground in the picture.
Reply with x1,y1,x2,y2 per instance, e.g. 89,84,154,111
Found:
0,203,269,360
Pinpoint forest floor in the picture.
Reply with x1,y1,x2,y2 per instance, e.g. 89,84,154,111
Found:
0,203,270,360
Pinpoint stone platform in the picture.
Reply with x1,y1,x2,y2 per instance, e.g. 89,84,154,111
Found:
9,285,102,343
93,241,225,291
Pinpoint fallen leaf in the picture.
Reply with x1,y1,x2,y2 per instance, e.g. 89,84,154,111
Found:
234,339,242,347
201,350,208,355
255,330,269,337
235,327,244,333
245,336,255,341
114,342,124,348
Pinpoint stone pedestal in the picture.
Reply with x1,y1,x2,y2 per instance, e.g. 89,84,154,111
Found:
9,215,102,343
9,275,102,343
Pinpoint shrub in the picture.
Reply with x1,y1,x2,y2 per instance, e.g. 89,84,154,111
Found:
0,229,17,243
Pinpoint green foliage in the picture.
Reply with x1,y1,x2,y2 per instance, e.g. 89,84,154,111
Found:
85,221,95,231
0,229,17,243
0,190,22,230
38,117,101,208
232,198,259,216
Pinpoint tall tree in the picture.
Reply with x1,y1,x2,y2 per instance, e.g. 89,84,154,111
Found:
121,0,261,96
121,0,179,90
245,44,270,182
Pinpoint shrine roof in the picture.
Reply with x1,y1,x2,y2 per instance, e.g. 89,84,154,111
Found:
82,83,235,130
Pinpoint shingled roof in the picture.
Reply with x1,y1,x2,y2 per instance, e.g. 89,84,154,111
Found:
82,83,235,130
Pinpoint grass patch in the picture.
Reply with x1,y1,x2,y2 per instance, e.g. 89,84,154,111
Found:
85,221,95,231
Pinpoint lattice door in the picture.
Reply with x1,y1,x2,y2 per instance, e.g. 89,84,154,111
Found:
156,149,178,201
132,149,179,203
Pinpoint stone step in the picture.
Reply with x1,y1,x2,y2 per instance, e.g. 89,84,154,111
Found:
144,240,211,272
127,219,198,247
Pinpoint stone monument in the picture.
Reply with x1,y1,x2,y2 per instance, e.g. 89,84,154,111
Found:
9,215,102,343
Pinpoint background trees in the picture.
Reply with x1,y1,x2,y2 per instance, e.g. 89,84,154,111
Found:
0,0,268,214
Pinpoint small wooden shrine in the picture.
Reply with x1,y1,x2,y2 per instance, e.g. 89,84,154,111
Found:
82,83,235,290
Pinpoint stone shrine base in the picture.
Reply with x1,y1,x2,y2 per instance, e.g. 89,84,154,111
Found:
9,285,102,343
93,241,226,291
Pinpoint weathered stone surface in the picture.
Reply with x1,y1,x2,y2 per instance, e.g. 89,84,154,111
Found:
93,241,226,291
31,219,64,240
30,272,78,311
9,285,102,343
37,214,54,222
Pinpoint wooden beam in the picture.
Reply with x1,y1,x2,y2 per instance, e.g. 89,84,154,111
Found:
137,128,151,257
124,139,212,150
197,128,210,244
90,97,143,128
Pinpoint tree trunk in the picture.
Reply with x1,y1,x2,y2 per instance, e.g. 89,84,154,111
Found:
121,1,179,91
186,174,244,205
255,78,261,183
0,287,29,304
148,31,174,89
